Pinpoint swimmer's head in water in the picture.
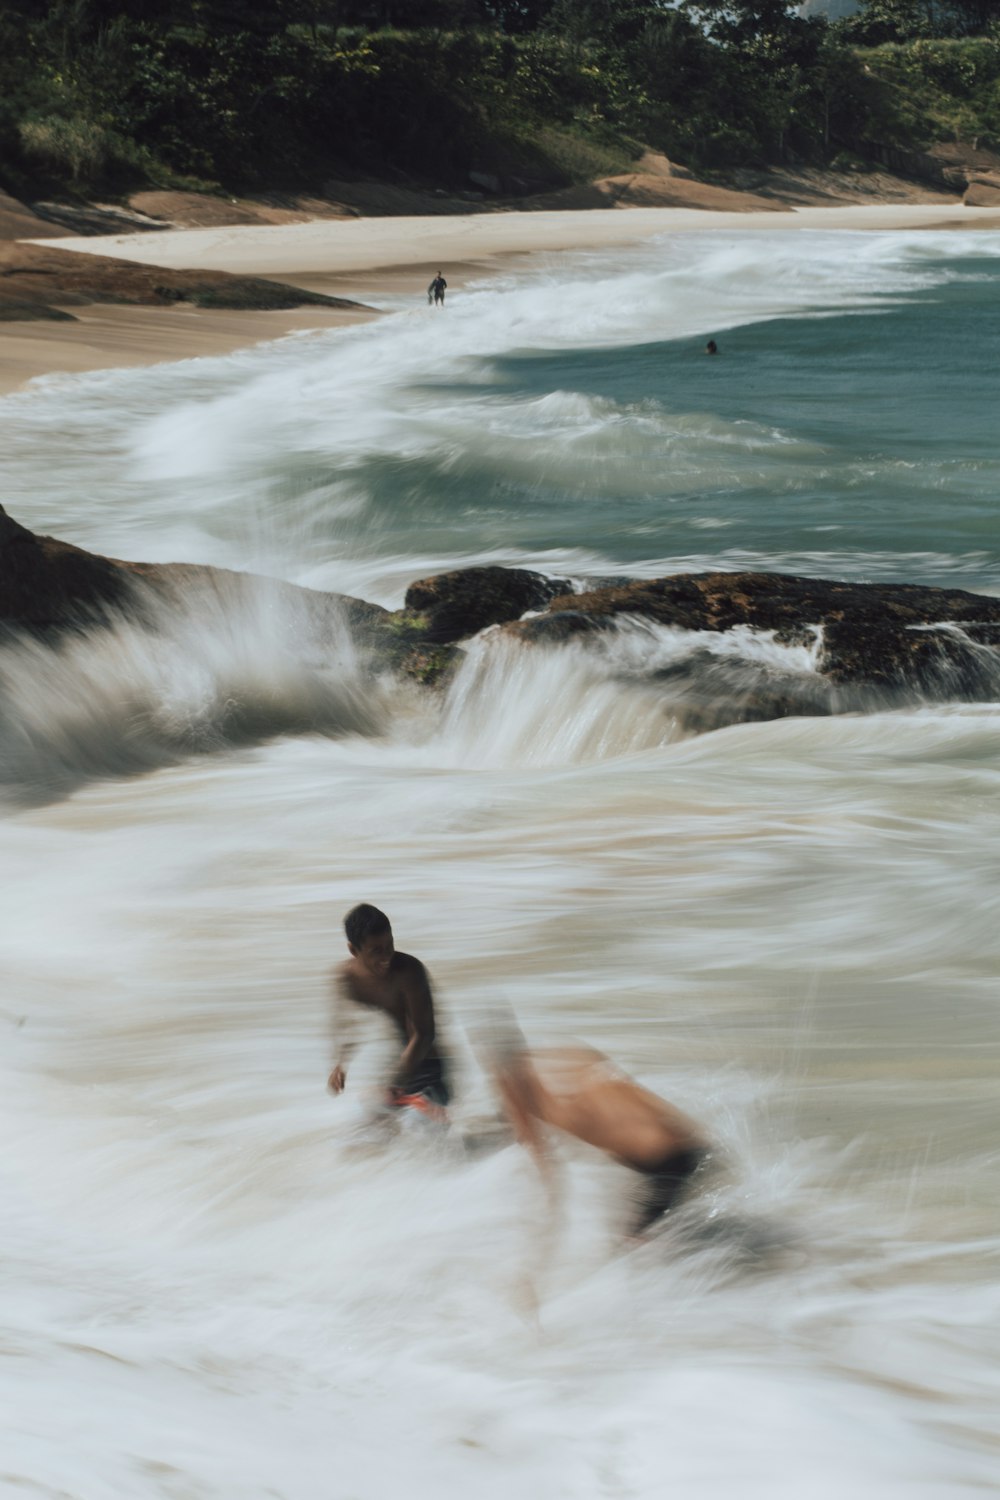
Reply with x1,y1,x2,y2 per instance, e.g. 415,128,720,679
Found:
344,903,394,973
705,339,718,355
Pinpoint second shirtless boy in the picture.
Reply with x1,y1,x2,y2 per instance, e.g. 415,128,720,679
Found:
328,903,450,1115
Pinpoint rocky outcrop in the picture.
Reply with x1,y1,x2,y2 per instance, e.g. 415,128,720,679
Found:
859,141,1000,206
0,503,356,629
5,510,1000,725
0,188,70,242
964,174,1000,208
1,504,138,630
533,572,1000,670
501,571,1000,729
929,143,1000,207
0,504,455,684
402,565,572,643
522,173,789,214
0,240,368,324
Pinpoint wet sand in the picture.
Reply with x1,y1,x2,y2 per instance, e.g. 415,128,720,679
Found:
0,301,376,396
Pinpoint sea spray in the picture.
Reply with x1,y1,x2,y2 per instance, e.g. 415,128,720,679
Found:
0,575,382,804
2,230,1000,1497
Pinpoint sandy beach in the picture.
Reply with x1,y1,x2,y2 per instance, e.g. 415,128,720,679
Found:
0,301,376,396
6,200,1000,394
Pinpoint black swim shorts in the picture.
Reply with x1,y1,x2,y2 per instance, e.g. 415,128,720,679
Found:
630,1147,707,1237
392,1054,450,1110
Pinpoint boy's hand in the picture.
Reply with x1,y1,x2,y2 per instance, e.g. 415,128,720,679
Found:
328,1065,347,1094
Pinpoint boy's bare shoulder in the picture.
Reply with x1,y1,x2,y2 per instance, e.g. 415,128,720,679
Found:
394,950,428,980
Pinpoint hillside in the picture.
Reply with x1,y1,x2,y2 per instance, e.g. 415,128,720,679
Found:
1,0,998,255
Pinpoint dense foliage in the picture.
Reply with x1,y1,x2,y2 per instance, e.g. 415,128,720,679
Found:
856,35,1000,146
0,0,997,200
844,0,999,44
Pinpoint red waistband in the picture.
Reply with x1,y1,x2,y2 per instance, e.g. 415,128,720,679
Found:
391,1091,447,1122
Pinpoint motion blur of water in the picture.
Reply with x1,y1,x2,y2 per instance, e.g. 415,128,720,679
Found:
2,230,1000,1498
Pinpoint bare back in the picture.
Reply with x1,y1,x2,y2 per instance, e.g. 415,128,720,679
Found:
518,1046,704,1170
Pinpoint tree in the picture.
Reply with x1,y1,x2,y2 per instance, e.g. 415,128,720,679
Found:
682,0,808,46
483,0,557,32
847,0,1000,41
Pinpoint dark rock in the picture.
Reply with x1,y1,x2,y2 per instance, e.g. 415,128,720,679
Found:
507,610,614,645
1,504,139,633
358,605,461,687
0,501,378,641
547,571,1000,667
8,523,1000,728
500,569,1000,724
650,653,836,735
0,301,78,323
959,623,1000,643
469,171,503,195
0,241,370,323
392,642,461,688
403,565,573,643
0,506,456,689
544,571,1000,634
28,200,170,236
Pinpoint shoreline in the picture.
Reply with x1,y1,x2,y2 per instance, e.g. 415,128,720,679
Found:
0,300,377,397
5,201,1000,395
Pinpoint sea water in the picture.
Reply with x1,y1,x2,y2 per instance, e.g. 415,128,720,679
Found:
1,229,999,1498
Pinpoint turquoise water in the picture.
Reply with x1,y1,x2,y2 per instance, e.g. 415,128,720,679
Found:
368,253,1000,579
2,230,1000,1499
4,231,1000,598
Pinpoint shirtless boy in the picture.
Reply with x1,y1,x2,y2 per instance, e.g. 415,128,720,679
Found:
488,1027,709,1238
327,903,449,1115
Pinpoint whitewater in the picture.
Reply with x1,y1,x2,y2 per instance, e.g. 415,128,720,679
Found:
2,228,1000,1499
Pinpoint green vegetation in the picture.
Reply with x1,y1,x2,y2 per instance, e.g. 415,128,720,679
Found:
0,0,998,204
839,0,1000,153
843,0,998,45
857,38,1000,150
364,609,459,685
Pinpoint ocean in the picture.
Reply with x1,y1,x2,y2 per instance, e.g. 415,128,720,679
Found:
2,227,999,1498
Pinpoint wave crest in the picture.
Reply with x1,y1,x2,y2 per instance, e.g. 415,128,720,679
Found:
0,576,385,806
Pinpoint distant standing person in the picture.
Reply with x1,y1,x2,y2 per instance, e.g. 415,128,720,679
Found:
428,271,447,307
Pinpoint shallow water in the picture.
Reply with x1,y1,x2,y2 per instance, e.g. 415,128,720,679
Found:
2,229,1000,1498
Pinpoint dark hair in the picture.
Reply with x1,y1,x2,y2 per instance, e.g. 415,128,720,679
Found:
344,903,391,948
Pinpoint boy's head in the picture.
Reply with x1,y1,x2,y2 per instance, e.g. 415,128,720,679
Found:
344,903,394,976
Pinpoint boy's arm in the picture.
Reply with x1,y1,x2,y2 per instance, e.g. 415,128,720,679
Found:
328,972,360,1094
497,1053,563,1320
389,962,436,1093
497,1055,556,1191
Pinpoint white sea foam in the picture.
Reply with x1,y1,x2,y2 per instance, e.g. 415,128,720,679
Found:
0,577,381,803
2,231,1000,1496
3,700,1000,1496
